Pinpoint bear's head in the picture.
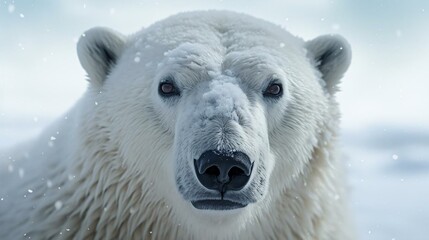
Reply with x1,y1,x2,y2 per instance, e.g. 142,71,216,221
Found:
76,11,351,235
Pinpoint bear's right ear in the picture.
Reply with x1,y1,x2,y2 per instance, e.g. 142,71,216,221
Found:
77,27,126,86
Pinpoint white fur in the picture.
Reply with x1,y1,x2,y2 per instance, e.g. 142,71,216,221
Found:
0,10,354,239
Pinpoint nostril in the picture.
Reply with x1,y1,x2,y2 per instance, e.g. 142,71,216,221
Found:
205,166,220,176
228,166,245,178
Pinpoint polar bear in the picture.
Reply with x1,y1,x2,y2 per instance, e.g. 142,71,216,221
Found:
0,10,353,239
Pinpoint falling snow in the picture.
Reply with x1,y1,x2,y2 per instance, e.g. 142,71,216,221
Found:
331,23,340,30
8,4,15,13
18,168,25,178
47,180,53,188
54,201,63,210
129,208,137,214
395,29,402,37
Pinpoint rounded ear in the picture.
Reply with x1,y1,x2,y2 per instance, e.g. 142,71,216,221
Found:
306,35,352,94
77,27,126,87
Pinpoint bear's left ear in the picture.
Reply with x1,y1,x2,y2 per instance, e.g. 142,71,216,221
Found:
77,27,126,87
305,35,352,94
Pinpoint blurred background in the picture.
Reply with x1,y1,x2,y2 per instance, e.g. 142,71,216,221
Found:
1,0,428,239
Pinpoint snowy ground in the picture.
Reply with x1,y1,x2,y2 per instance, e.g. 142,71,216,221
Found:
343,126,429,240
1,0,429,239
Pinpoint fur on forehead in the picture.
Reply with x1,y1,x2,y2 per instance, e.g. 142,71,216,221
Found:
147,44,294,91
126,13,309,89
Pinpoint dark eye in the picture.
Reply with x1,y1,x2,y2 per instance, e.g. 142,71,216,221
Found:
263,83,283,98
159,79,179,97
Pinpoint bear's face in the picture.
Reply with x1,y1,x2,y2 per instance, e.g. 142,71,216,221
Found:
77,12,351,229
164,45,283,209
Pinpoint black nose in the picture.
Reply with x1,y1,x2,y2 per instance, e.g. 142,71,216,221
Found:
194,150,253,193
